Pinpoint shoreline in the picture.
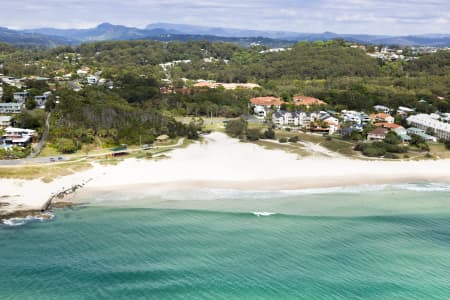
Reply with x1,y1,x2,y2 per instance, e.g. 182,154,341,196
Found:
2,132,450,223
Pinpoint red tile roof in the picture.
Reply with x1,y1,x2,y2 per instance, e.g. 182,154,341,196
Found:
369,127,389,136
250,97,283,106
293,96,327,106
370,113,393,121
375,123,402,129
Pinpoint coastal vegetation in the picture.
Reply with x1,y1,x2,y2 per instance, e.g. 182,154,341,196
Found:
1,39,450,157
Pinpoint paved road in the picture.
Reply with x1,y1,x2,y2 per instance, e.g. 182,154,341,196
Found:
0,138,185,166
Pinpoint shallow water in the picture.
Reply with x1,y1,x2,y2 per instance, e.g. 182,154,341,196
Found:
1,183,450,299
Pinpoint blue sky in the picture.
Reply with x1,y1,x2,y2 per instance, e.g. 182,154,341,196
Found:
1,0,449,35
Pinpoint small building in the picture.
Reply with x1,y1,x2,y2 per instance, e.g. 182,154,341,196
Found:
0,103,22,114
407,127,425,135
369,113,395,124
34,91,52,107
374,105,391,114
367,128,389,141
2,127,36,147
0,116,13,128
86,76,98,85
156,134,170,143
13,91,29,104
272,111,308,127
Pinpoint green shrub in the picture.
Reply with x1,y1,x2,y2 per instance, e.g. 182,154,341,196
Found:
263,128,276,139
246,128,261,141
288,136,299,143
384,153,399,159
56,138,78,154
279,138,288,143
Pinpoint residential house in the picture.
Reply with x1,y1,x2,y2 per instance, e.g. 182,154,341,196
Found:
250,97,283,118
393,127,412,143
86,76,98,85
398,106,415,114
373,105,391,114
2,127,36,147
77,69,89,77
406,127,438,142
0,116,12,128
13,91,29,104
272,111,308,127
407,114,450,141
367,128,389,141
34,91,52,108
369,113,395,124
0,103,22,114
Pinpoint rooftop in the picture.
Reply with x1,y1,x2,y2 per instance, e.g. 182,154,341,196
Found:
250,97,283,106
293,96,327,106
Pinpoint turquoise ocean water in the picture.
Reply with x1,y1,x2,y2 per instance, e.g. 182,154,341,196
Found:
1,183,450,299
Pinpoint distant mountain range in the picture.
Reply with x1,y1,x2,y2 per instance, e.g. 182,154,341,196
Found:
1,22,450,48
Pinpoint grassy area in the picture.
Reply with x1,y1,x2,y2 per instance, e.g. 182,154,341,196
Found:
254,140,310,158
321,139,357,157
429,143,450,159
37,144,60,157
278,131,358,158
0,161,93,182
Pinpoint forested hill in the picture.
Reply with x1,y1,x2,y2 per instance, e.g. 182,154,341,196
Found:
1,39,450,114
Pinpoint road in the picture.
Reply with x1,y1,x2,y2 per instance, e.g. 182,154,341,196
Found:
0,138,185,167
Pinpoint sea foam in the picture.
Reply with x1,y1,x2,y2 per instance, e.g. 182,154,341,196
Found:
2,213,54,227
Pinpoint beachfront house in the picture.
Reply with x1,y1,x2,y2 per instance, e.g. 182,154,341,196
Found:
407,114,450,141
2,127,36,147
393,127,412,143
367,128,388,141
272,111,308,127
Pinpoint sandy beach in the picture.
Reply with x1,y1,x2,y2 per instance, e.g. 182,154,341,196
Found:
2,132,450,217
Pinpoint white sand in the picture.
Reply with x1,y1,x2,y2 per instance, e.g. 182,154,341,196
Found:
2,132,450,214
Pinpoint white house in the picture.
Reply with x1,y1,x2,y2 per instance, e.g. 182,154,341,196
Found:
272,111,308,127
0,103,22,114
86,76,98,85
374,105,391,114
13,91,29,104
250,97,283,118
2,127,36,147
407,114,450,141
0,116,12,128
34,91,52,107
